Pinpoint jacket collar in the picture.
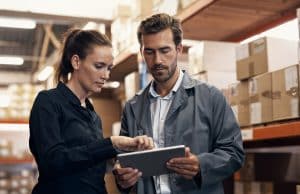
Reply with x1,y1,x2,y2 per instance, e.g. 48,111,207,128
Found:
57,81,94,110
129,72,195,136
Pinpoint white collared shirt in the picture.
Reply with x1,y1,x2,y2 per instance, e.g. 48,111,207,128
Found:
149,70,184,194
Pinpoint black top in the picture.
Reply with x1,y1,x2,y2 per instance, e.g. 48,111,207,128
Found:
29,82,117,194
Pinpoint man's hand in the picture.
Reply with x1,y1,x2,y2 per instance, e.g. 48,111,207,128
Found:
113,162,142,189
166,147,200,179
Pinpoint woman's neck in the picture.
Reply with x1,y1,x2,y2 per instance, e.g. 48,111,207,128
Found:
66,80,88,105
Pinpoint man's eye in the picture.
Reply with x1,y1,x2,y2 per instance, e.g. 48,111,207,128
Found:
144,50,154,55
160,48,170,53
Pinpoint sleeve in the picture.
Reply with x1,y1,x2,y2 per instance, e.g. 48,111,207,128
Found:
197,87,245,186
114,103,136,194
29,92,117,178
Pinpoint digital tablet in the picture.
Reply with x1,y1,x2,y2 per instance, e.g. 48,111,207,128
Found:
117,145,185,177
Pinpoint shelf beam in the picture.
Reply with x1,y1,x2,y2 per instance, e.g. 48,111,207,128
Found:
242,120,300,142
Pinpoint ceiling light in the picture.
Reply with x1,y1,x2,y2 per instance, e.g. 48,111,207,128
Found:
38,66,54,81
0,93,10,108
0,56,24,65
83,22,106,34
0,17,36,29
0,123,29,131
103,81,120,88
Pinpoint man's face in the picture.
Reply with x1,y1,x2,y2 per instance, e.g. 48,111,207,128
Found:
141,28,182,83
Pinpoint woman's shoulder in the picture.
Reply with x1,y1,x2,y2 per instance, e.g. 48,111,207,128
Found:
34,87,63,106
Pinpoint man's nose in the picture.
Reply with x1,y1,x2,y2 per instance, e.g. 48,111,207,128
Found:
154,52,162,64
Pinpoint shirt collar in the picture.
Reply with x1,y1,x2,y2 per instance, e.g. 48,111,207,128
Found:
149,69,184,99
57,81,94,110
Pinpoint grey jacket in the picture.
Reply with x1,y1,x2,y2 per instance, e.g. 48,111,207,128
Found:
120,72,245,194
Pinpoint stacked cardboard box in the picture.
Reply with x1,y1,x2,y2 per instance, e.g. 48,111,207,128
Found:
249,73,273,124
188,40,237,89
234,181,273,194
236,37,298,81
124,71,152,101
229,82,250,127
272,64,300,120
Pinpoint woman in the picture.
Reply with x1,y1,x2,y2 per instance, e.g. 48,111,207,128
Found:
29,29,153,194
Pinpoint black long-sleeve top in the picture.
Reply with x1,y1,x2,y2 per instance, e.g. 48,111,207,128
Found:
29,82,117,194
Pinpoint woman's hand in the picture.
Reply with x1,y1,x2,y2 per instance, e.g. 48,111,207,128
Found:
110,135,154,151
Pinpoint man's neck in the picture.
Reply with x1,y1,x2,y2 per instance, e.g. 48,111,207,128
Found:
155,69,180,97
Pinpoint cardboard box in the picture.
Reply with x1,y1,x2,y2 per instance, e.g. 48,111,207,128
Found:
272,65,300,121
249,73,272,124
192,71,236,89
124,72,140,101
239,153,255,182
236,37,298,80
188,40,238,75
229,81,250,127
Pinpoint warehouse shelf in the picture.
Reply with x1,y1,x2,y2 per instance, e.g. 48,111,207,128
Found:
177,0,300,41
0,119,29,124
242,120,300,141
110,48,139,82
0,156,33,165
112,0,300,81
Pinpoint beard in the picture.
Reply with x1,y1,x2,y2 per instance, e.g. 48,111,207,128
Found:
150,58,177,83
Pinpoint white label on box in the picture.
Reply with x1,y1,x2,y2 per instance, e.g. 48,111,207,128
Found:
236,44,249,60
230,83,238,97
231,105,238,121
285,66,298,91
251,182,261,193
252,38,265,54
296,184,300,194
241,129,253,140
291,98,299,117
112,122,121,136
250,102,262,124
249,79,257,95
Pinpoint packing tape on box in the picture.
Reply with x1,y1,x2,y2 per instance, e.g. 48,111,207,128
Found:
286,86,299,97
261,90,273,99
249,95,259,103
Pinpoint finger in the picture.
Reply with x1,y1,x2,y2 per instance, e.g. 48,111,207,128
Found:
167,163,199,172
185,147,191,157
143,137,151,149
167,165,198,177
149,137,154,149
117,169,139,181
119,171,142,188
114,167,135,176
169,157,197,165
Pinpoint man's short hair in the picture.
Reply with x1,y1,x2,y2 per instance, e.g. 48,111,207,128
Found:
137,13,183,46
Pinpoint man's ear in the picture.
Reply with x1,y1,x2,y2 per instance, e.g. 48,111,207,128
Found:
71,55,80,70
176,43,183,54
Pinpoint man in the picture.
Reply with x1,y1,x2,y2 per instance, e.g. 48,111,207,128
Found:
114,13,244,194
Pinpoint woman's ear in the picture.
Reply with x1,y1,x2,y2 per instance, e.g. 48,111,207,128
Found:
70,55,80,70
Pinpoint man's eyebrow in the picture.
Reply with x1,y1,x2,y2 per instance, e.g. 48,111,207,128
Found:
144,46,171,50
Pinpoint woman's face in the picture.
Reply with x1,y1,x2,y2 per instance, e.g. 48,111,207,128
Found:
75,45,113,94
